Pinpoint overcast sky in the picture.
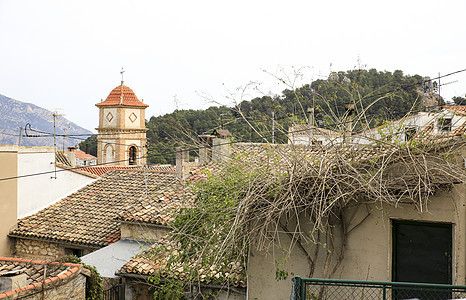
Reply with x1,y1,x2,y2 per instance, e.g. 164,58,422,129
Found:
1,0,465,132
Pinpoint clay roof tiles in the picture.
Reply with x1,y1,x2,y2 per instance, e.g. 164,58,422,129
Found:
118,240,246,288
0,257,84,299
96,84,148,107
78,164,175,177
10,169,180,248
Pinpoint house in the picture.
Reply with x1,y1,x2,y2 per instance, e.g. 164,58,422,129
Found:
288,124,343,146
172,132,466,299
60,147,97,167
0,257,88,299
0,146,97,257
8,168,178,261
117,239,247,300
353,105,466,145
79,168,193,287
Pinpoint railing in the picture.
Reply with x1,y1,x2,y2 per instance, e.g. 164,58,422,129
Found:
290,277,466,300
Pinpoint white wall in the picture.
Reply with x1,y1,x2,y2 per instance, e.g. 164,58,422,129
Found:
16,147,96,218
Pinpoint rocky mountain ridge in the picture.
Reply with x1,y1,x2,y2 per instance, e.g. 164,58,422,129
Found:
0,94,92,148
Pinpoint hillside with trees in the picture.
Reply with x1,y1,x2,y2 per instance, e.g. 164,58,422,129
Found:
81,69,427,164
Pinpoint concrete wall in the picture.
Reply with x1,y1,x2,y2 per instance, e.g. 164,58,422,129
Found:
17,147,96,218
0,149,18,256
247,185,466,299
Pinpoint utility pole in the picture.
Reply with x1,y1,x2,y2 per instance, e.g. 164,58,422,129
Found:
307,107,314,146
18,127,23,146
52,111,63,179
345,103,355,144
271,112,275,144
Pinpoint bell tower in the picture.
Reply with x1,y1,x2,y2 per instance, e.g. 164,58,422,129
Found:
96,76,148,166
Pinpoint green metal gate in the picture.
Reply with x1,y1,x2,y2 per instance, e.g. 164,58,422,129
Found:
291,277,466,300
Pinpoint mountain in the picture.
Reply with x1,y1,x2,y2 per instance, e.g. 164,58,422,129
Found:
0,94,92,148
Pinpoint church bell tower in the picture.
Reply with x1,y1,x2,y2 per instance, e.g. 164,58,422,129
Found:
96,76,148,166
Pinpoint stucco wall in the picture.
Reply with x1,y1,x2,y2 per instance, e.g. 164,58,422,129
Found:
0,149,18,256
16,148,96,218
247,185,466,299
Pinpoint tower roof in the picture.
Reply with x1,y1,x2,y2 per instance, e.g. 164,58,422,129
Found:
96,83,149,107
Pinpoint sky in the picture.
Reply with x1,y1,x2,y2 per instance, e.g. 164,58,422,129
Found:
1,0,465,132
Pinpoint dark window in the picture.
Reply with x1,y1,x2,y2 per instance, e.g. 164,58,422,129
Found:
129,146,137,165
392,220,452,299
438,118,452,132
65,248,83,257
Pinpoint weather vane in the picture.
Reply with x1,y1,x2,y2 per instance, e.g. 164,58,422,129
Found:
120,67,125,84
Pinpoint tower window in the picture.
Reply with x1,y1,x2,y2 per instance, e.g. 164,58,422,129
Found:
129,146,137,165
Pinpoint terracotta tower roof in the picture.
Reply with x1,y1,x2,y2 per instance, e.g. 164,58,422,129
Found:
96,83,149,107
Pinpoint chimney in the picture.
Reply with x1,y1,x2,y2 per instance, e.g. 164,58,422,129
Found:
176,147,198,180
199,135,214,164
67,147,76,167
0,273,27,293
212,138,230,162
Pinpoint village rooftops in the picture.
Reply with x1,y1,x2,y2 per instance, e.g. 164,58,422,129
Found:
0,257,87,298
10,169,181,248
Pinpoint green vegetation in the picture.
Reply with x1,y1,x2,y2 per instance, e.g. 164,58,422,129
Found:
80,69,425,164
60,255,103,300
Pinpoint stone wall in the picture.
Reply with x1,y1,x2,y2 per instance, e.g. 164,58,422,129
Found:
14,239,64,260
13,270,86,300
14,238,93,261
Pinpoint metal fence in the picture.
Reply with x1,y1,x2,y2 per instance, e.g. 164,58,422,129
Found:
291,277,466,300
103,284,123,300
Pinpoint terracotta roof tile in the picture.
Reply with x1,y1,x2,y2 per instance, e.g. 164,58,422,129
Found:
119,240,246,288
0,257,82,298
10,170,181,248
78,165,175,176
62,149,97,160
96,84,149,108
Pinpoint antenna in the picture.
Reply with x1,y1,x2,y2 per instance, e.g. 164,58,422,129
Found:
52,109,64,179
120,67,125,85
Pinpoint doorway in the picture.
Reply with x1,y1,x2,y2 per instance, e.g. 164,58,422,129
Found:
392,220,452,298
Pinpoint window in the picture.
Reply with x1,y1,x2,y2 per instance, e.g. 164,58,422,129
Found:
438,118,452,132
128,146,137,165
65,248,83,257
404,126,417,141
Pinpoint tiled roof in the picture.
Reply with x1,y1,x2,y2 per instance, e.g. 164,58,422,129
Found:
96,84,149,108
0,257,84,298
118,240,246,288
116,179,195,225
10,170,180,248
445,105,466,114
62,149,97,160
78,164,175,176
